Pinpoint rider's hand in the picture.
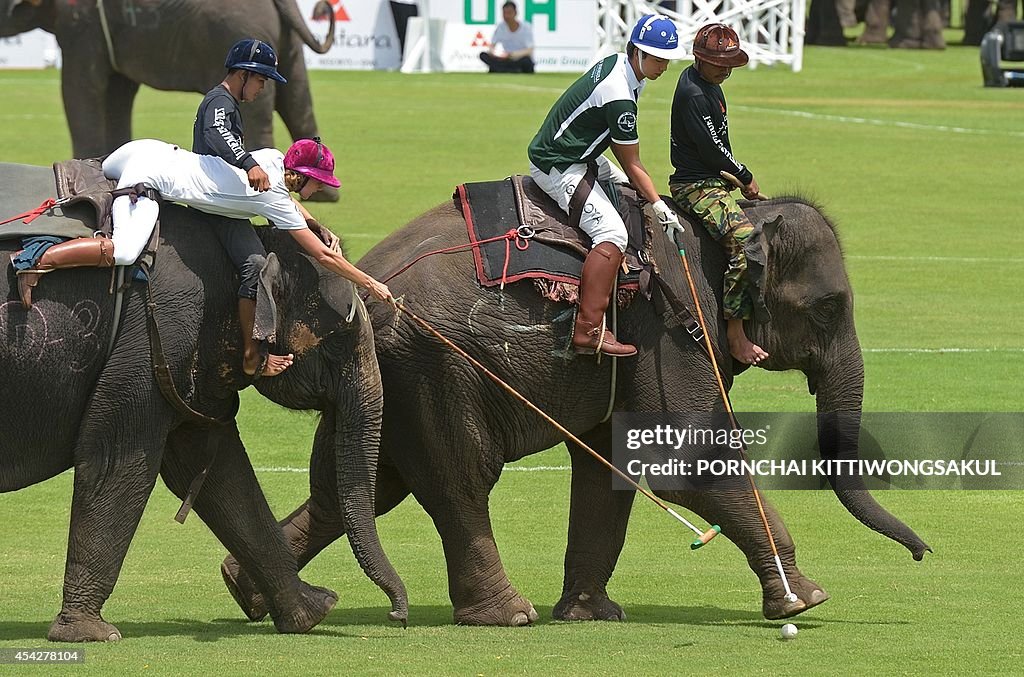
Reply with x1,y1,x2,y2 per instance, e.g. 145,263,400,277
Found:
247,166,271,192
652,199,684,237
741,178,761,201
365,277,395,306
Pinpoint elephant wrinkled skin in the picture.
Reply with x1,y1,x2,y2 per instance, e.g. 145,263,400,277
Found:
222,194,930,626
0,163,404,641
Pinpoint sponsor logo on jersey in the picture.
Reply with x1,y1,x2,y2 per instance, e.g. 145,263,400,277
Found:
617,111,637,133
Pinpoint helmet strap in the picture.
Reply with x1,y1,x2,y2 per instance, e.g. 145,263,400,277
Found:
639,52,654,81
239,70,250,100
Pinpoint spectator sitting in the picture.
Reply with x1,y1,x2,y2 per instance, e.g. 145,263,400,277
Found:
479,1,535,73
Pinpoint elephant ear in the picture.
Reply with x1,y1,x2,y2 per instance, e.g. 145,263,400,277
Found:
253,253,282,344
745,215,783,322
762,213,783,244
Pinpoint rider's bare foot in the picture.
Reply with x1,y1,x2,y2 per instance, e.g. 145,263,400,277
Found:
727,319,768,365
243,351,294,377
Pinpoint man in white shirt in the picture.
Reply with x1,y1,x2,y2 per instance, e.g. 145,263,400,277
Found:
13,138,392,377
479,1,535,73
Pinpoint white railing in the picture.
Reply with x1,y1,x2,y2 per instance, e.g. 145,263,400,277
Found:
597,0,806,72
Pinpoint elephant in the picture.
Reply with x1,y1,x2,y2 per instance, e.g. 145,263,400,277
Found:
220,192,931,626
2,0,339,200
0,162,405,641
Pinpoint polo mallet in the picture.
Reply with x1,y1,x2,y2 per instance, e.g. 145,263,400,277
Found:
720,171,770,201
393,299,720,550
677,248,798,602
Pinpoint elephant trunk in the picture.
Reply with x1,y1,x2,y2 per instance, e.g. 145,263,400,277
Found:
274,0,336,53
334,319,408,624
814,343,931,560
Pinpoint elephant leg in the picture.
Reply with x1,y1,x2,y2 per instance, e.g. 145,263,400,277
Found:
243,85,276,151
274,33,319,141
220,460,412,622
889,0,924,47
428,494,538,627
160,423,336,634
104,74,141,152
662,489,829,620
394,441,536,626
60,60,114,158
48,393,170,642
273,36,336,203
554,424,636,622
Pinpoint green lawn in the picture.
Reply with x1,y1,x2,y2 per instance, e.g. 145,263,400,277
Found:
1,42,1022,674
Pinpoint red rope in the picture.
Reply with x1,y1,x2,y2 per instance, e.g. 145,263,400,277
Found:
382,228,527,284
0,198,57,227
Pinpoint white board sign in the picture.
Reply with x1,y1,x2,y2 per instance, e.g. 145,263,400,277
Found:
0,30,59,70
296,0,403,71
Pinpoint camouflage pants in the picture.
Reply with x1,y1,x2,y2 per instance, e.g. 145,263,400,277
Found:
670,179,755,321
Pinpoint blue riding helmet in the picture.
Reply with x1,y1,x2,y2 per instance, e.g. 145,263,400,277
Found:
629,14,688,60
224,38,287,83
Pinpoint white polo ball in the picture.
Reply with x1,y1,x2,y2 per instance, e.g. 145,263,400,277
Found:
781,623,798,640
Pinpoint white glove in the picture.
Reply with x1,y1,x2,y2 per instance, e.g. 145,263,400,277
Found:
652,199,684,236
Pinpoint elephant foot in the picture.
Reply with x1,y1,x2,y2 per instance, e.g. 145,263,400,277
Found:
762,575,830,620
856,32,888,45
268,581,338,634
453,586,539,626
552,591,626,622
889,37,923,49
221,557,268,621
48,610,122,642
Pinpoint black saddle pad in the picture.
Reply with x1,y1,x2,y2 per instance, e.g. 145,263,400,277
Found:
0,162,105,242
455,176,650,292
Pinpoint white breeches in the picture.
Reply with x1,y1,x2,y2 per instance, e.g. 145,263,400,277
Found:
102,140,177,265
109,196,160,265
529,156,630,252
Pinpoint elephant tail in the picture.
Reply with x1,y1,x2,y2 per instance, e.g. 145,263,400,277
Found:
276,0,336,53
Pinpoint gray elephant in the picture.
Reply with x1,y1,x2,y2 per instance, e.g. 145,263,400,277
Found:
0,163,405,641
220,194,930,626
2,0,338,198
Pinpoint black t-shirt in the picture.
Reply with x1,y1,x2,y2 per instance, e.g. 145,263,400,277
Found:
192,84,258,171
669,65,753,187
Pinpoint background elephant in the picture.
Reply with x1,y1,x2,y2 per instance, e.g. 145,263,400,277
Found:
2,0,338,198
221,193,930,626
0,163,403,640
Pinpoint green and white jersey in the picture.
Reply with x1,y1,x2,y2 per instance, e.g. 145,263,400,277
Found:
528,53,645,174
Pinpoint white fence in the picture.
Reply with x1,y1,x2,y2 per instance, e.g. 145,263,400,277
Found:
598,0,806,71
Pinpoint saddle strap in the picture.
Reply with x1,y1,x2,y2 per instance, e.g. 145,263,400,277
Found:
567,162,599,230
651,271,722,362
141,269,222,426
140,263,225,523
173,429,223,524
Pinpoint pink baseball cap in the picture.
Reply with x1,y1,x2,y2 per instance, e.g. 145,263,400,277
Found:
284,137,341,188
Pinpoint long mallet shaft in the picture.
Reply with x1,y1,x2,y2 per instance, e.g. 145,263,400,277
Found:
678,249,797,599
395,300,720,550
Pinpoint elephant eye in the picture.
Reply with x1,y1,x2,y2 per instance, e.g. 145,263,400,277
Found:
811,294,844,322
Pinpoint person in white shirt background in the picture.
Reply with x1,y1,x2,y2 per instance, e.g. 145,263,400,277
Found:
479,1,535,73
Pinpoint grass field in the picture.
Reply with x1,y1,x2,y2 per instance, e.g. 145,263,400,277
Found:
1,39,1023,675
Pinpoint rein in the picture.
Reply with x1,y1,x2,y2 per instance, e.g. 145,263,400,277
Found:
394,299,720,548
380,228,532,287
0,197,70,226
